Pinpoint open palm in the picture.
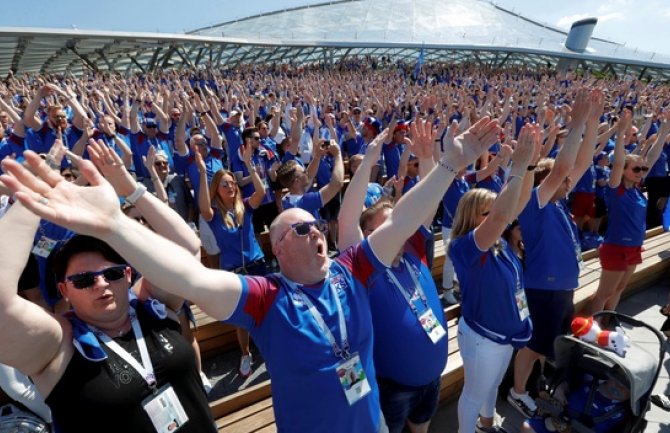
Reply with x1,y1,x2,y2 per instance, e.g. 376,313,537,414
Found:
1,151,124,237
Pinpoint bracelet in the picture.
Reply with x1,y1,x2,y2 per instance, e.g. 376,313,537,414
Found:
150,176,159,182
527,165,537,171
125,183,147,205
439,159,458,175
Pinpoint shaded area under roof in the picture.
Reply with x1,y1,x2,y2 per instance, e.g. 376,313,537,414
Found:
0,0,667,79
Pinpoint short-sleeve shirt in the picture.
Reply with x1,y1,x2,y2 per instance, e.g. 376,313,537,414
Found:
519,189,581,291
207,199,264,270
365,227,448,386
449,231,532,347
224,244,380,433
603,185,646,247
282,191,323,220
441,177,470,228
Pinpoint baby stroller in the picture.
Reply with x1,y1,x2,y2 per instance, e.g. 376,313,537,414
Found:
530,311,666,433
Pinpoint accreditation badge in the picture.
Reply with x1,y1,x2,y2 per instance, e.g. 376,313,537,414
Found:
142,384,189,432
419,309,447,344
515,289,530,321
336,353,371,406
32,236,57,258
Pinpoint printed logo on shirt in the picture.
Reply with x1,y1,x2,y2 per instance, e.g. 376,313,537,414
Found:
330,274,348,294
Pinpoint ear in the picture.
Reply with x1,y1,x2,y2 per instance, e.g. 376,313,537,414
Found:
272,242,282,258
57,282,69,302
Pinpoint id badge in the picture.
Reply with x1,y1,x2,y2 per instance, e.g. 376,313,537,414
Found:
142,384,189,433
515,289,530,321
32,236,57,258
419,309,447,344
336,353,371,406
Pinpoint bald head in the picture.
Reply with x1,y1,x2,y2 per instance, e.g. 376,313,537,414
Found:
269,208,314,246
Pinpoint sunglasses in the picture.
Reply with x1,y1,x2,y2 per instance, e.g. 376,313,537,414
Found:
251,136,261,141
154,161,168,167
279,219,328,242
145,124,157,129
65,265,127,290
220,180,237,188
631,166,649,173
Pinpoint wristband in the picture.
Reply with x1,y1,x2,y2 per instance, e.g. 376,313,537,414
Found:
125,183,147,205
527,165,537,171
439,159,458,175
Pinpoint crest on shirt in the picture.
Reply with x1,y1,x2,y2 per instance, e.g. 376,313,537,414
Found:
330,273,348,294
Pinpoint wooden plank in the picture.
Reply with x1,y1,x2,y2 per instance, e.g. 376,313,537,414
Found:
210,380,273,419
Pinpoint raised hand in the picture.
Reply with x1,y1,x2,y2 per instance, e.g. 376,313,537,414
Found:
194,150,207,174
0,151,124,236
444,117,501,170
512,124,541,170
410,118,435,159
88,139,136,197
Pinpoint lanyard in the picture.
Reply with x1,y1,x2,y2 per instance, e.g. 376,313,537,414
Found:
556,201,581,257
385,258,428,315
282,273,351,360
499,244,521,293
88,308,157,388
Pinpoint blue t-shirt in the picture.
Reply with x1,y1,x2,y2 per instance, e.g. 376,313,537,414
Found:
604,185,646,246
449,231,532,347
25,122,82,156
231,146,277,204
220,123,243,157
595,166,610,199
129,132,173,179
365,228,448,386
0,134,27,171
226,244,380,433
382,141,405,179
441,177,470,228
207,199,264,271
315,154,335,188
174,149,224,207
647,143,669,178
282,191,323,220
519,190,581,291
574,164,596,193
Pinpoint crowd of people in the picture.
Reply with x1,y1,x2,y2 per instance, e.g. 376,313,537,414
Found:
0,57,668,433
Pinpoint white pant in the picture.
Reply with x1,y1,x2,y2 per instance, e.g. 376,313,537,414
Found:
199,214,220,255
0,363,52,422
442,227,456,289
457,319,513,433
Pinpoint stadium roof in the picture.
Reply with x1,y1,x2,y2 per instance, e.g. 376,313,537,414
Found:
0,0,669,79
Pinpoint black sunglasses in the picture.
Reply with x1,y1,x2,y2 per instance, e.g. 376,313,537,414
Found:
65,265,127,290
279,220,328,242
631,166,649,173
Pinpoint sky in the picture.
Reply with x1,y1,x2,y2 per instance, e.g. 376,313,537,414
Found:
2,0,667,57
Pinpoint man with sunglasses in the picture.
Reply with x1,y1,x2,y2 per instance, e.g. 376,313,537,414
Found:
233,127,280,232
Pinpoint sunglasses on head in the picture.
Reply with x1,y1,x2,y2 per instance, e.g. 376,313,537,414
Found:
220,179,237,188
631,166,649,173
65,265,127,290
279,219,328,242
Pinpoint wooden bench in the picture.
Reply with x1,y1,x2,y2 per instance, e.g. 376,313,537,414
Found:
202,227,670,432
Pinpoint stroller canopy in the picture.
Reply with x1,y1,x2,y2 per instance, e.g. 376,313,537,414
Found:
554,335,656,416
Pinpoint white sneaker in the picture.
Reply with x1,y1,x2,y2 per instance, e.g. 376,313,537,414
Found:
239,353,253,377
200,371,212,394
443,290,459,305
507,388,537,417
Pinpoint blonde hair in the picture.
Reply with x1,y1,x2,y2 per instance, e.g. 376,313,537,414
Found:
210,169,244,229
450,188,496,241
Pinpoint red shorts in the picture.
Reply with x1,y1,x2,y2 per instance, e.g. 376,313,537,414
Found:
599,243,643,271
571,192,596,218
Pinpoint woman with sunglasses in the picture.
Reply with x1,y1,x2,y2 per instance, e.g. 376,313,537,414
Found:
196,142,267,377
589,110,670,314
0,141,218,433
449,124,539,433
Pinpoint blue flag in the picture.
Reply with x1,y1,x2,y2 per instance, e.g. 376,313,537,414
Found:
412,46,425,80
